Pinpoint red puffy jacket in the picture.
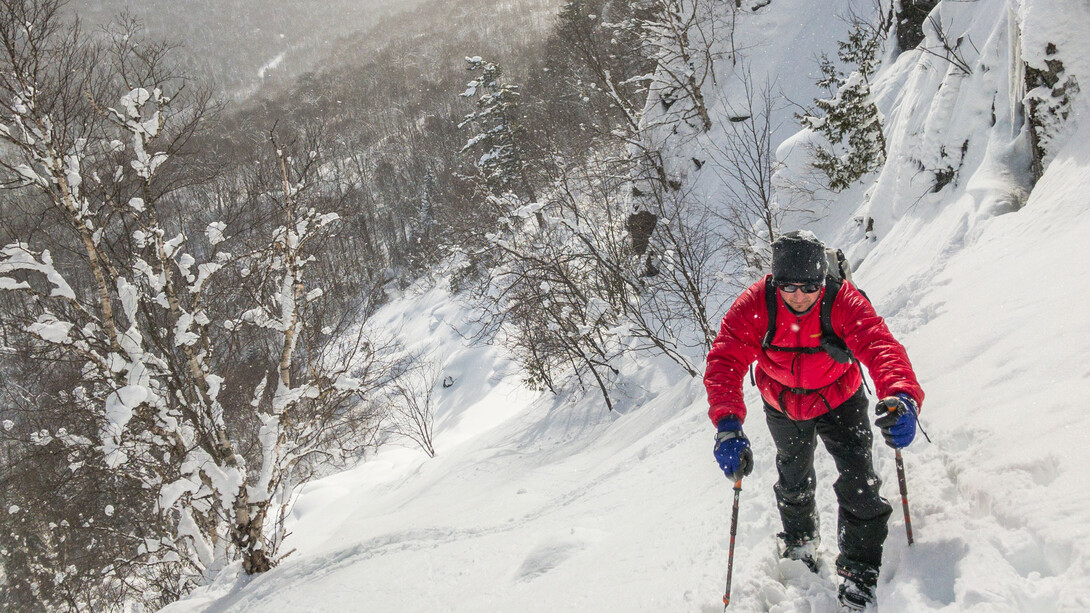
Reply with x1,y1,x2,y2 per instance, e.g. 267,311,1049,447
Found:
704,275,923,424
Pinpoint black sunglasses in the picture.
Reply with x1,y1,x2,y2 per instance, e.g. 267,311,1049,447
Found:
777,282,823,294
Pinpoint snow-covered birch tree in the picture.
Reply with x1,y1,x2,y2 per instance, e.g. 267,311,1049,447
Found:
0,3,390,609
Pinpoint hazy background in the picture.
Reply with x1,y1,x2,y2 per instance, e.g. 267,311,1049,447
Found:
65,0,424,97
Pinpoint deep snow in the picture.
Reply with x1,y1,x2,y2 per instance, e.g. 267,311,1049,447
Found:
161,122,1090,613
161,0,1090,611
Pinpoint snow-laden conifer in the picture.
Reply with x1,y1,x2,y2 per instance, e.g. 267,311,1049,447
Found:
799,16,888,191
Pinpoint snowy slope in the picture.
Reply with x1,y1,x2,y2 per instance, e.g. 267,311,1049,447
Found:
162,1,1090,612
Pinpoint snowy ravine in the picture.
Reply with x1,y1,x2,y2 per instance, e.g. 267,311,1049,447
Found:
162,1,1090,612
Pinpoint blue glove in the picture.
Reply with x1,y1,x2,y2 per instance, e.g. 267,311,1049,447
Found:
874,394,918,448
714,417,753,481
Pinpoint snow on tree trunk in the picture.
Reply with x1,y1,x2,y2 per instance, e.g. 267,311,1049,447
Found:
0,8,390,604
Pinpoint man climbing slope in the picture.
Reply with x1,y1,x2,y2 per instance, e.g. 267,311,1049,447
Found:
704,231,924,611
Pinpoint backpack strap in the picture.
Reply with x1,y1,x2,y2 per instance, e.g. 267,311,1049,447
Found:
818,276,855,364
819,276,841,339
762,275,855,364
820,277,872,393
761,276,778,350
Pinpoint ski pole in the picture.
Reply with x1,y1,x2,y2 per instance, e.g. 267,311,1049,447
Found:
722,478,742,610
877,397,917,546
894,448,913,545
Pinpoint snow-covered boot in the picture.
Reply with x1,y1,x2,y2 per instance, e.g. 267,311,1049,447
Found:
778,532,820,573
836,560,878,611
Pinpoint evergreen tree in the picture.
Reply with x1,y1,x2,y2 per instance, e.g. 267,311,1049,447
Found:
458,57,537,204
799,19,887,192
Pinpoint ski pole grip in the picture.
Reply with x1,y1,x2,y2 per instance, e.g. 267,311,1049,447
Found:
875,397,902,417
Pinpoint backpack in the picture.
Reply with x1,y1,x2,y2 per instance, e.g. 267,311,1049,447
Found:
752,248,873,411
760,248,860,365
755,252,933,441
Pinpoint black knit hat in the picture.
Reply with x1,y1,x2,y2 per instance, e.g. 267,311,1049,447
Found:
771,231,827,284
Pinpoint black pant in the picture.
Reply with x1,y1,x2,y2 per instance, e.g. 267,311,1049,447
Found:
764,388,892,569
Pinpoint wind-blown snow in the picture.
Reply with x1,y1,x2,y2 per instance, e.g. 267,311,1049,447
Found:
258,53,286,80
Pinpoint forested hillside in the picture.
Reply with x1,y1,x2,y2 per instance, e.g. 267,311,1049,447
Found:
0,0,634,609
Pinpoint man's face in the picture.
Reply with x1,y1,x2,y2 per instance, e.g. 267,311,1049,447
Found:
778,283,822,313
